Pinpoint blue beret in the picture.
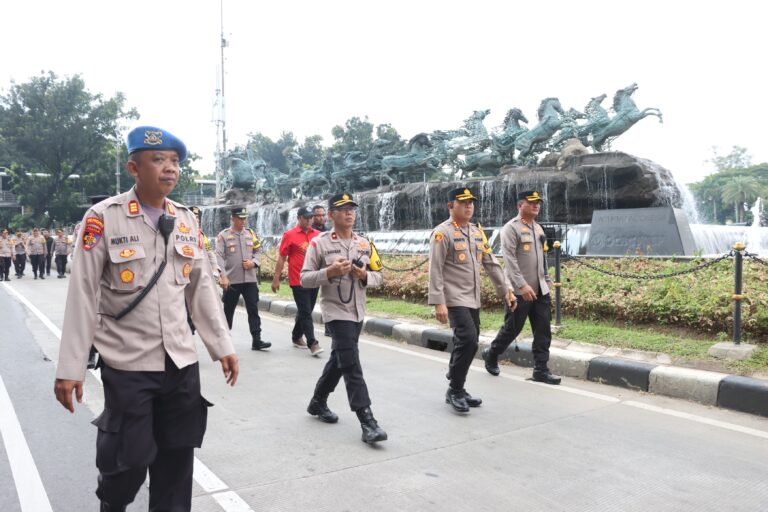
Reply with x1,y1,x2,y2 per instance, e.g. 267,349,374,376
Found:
126,126,187,162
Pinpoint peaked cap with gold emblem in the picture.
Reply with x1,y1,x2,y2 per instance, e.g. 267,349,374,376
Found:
517,190,544,203
126,125,188,162
448,187,479,202
328,192,358,210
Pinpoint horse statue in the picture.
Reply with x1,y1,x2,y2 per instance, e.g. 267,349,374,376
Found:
549,107,586,151
443,109,491,156
299,155,333,198
591,83,663,151
514,97,564,161
577,93,610,146
380,133,442,181
223,155,263,191
490,107,529,163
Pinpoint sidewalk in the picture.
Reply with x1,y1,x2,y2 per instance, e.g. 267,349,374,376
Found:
251,294,768,419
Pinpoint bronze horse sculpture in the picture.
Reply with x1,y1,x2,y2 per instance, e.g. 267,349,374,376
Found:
591,84,662,151
514,98,564,160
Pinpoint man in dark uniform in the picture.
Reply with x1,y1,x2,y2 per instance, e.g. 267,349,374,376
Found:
301,193,388,444
43,229,54,277
12,228,27,277
215,207,271,350
54,125,238,511
311,204,328,232
428,187,515,413
482,190,561,385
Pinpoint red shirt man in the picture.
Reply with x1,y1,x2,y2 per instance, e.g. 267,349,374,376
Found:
272,207,323,354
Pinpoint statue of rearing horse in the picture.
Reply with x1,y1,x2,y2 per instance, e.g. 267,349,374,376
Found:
514,97,564,160
591,83,663,151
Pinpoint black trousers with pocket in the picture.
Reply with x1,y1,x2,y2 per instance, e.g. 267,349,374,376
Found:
490,291,552,369
446,307,481,391
222,282,262,340
313,320,371,411
291,285,318,346
93,355,211,510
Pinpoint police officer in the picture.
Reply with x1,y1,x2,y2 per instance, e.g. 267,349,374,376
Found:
53,228,72,278
482,190,561,385
26,227,47,279
301,192,388,444
216,207,271,350
428,187,515,413
54,125,238,511
0,229,12,281
43,229,54,277
12,228,27,278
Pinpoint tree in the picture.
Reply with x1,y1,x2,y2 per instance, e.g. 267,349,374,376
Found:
331,116,374,154
0,71,137,226
240,131,297,172
298,134,324,167
708,145,752,172
721,175,764,223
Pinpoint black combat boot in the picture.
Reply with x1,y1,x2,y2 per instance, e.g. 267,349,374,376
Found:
532,367,561,385
100,501,127,512
482,348,500,376
445,388,470,413
463,390,482,407
307,397,339,423
251,338,272,350
356,407,387,444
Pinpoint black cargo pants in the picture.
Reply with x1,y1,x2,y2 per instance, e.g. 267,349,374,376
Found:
313,320,371,411
446,306,481,390
93,355,211,510
490,291,552,369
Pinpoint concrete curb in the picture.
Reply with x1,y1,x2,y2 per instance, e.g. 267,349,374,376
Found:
254,295,768,418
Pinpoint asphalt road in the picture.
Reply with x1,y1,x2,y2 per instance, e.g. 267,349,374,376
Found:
1,277,768,512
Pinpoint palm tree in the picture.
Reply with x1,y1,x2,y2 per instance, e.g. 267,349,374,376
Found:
721,176,764,223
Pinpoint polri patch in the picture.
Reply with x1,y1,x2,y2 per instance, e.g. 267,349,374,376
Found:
119,248,136,258
434,232,444,242
120,269,134,283
82,217,104,251
178,223,191,234
183,263,191,278
182,245,194,257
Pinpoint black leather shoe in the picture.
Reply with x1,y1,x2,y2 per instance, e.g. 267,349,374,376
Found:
482,348,500,376
463,390,482,407
307,398,338,423
251,340,272,350
356,407,387,444
445,388,470,413
39,274,44,279
532,368,562,385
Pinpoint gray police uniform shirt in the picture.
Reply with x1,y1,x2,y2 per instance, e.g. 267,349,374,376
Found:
300,230,383,323
501,215,551,296
57,187,235,382
428,219,510,309
13,235,27,254
215,227,260,284
0,236,12,257
53,236,72,256
26,234,47,255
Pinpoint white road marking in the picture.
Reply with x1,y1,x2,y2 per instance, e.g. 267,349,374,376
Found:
2,282,255,512
263,309,768,438
0,374,54,512
623,401,768,440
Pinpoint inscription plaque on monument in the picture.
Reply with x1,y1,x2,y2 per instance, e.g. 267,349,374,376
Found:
586,207,696,256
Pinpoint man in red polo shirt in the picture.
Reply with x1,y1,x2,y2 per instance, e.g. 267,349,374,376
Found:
272,207,323,355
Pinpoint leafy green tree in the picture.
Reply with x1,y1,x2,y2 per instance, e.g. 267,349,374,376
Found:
721,175,764,223
298,134,324,167
708,145,752,172
0,71,137,226
331,116,374,154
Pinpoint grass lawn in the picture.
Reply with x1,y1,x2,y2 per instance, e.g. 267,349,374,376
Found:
258,282,768,375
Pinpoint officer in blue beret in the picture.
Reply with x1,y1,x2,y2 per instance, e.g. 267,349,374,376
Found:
126,125,188,163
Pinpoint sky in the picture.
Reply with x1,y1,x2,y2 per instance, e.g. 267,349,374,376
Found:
2,0,766,185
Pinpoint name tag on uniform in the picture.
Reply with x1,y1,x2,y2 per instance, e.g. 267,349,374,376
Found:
109,234,141,247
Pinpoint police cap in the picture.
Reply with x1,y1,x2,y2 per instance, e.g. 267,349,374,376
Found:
231,206,248,219
517,190,544,203
126,125,188,162
328,193,358,210
448,187,478,202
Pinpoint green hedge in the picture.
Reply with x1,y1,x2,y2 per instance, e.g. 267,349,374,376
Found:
260,251,768,341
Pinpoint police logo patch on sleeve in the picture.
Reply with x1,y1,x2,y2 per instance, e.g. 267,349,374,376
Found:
82,217,104,251
434,232,444,242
